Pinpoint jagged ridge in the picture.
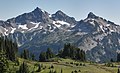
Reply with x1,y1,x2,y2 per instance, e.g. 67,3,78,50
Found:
0,7,120,62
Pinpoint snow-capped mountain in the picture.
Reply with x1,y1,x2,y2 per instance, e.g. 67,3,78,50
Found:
0,7,120,62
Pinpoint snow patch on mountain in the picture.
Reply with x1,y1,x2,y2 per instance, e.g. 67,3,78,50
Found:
89,21,95,25
10,27,16,33
53,20,70,28
49,14,52,17
56,21,70,26
116,49,120,53
119,39,120,44
18,24,28,29
4,28,9,35
41,9,45,13
28,22,41,31
99,25,105,32
106,24,110,27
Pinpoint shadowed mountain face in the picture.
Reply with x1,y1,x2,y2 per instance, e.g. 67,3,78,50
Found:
0,7,120,62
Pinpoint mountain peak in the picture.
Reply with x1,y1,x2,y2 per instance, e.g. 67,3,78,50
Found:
6,7,50,24
55,10,66,16
56,10,64,13
33,7,44,13
52,10,76,24
35,7,40,10
87,12,98,19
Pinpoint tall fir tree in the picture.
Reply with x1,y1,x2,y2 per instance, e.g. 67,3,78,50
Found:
117,53,120,62
39,52,46,62
46,48,54,59
17,62,29,73
30,53,35,61
21,49,30,60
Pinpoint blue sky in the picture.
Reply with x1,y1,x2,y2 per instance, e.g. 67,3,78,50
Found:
0,0,120,24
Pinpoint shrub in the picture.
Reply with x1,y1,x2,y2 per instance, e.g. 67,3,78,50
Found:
74,70,78,73
15,59,19,66
71,71,74,73
48,67,51,69
49,70,52,73
80,63,82,66
83,63,86,66
51,65,54,69
61,69,63,73
66,62,69,64
70,62,73,64
54,70,57,73
76,63,79,66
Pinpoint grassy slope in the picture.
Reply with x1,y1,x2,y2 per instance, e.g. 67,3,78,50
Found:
9,58,118,73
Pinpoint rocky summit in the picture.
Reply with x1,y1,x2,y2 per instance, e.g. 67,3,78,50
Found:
0,7,120,62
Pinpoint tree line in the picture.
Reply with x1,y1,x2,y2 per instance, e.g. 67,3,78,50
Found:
38,43,86,62
0,36,18,73
20,43,86,62
0,36,18,61
58,43,86,61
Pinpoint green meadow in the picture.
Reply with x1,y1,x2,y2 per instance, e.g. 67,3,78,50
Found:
8,58,118,73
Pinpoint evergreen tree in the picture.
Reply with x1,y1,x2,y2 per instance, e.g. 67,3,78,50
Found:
0,36,18,72
117,53,120,62
58,50,63,57
5,36,18,61
61,69,63,73
39,48,55,62
23,49,30,59
49,70,52,73
118,68,120,73
62,43,71,58
58,43,86,61
15,59,19,66
110,58,114,62
39,52,46,62
30,53,35,61
76,48,81,60
0,36,18,61
80,50,86,61
0,51,9,73
18,62,29,73
36,64,42,72
46,48,54,59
